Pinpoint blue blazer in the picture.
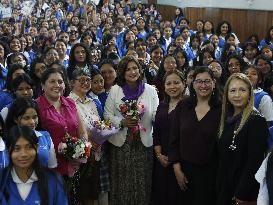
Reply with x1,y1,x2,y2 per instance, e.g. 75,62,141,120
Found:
0,91,14,111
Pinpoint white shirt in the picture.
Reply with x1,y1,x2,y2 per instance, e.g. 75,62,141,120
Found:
0,106,8,121
243,56,256,65
255,154,270,205
11,168,38,200
0,137,7,168
164,37,172,49
0,137,5,151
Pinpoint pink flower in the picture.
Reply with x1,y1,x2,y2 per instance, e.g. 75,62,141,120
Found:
57,142,67,153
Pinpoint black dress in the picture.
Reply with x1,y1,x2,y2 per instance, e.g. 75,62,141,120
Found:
152,102,182,205
217,110,268,205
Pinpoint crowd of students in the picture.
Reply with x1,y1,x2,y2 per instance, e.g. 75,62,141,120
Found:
0,0,273,205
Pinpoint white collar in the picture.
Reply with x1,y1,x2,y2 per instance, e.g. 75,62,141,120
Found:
89,92,99,100
34,130,42,137
69,92,91,104
0,137,5,151
11,168,38,184
254,88,263,93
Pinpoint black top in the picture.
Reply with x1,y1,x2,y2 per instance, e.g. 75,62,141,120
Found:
217,110,268,204
153,102,176,155
169,100,222,165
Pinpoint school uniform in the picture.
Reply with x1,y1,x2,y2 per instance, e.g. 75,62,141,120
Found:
1,168,68,205
254,88,273,124
0,64,7,91
35,131,57,168
0,91,14,111
137,31,148,40
0,137,8,169
259,39,273,49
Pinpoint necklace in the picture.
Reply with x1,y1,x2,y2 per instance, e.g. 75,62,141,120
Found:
229,130,238,151
169,101,178,112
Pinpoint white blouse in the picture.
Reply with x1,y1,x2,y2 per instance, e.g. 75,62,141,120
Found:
11,168,38,200
69,92,100,130
255,154,270,205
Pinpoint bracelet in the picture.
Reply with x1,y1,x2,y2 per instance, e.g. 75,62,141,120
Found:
156,153,162,159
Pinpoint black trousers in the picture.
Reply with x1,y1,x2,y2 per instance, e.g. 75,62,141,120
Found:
179,159,217,205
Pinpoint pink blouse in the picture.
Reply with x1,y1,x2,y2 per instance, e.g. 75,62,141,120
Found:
36,95,78,175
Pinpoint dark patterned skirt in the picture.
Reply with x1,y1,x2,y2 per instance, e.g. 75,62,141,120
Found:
109,131,153,205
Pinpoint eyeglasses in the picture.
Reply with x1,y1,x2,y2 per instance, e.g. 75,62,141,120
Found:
193,79,212,86
69,31,77,34
75,78,91,84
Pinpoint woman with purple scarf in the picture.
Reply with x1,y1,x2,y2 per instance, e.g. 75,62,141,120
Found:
104,56,159,205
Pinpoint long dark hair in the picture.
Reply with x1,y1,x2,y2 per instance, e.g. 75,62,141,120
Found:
11,74,34,95
188,66,221,107
0,115,7,141
175,8,184,18
4,125,49,205
157,54,179,81
264,74,273,99
198,48,215,66
216,21,232,36
29,57,46,85
241,42,259,59
6,52,29,70
173,47,189,71
67,43,93,80
225,53,247,76
163,69,185,103
0,41,10,60
5,63,26,92
6,98,42,131
220,43,235,63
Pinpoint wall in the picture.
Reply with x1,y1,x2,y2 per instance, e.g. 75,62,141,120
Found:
157,0,273,11
157,5,273,43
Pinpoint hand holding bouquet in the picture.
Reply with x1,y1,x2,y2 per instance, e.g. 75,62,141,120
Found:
89,119,119,145
58,132,92,176
119,100,146,140
119,100,145,120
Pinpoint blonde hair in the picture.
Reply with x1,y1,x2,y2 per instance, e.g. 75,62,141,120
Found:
219,73,254,137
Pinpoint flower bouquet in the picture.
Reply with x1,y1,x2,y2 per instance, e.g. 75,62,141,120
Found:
119,100,146,140
58,132,92,177
89,119,119,145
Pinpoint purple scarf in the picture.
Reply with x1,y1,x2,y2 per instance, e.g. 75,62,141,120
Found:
121,82,145,101
226,112,242,128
